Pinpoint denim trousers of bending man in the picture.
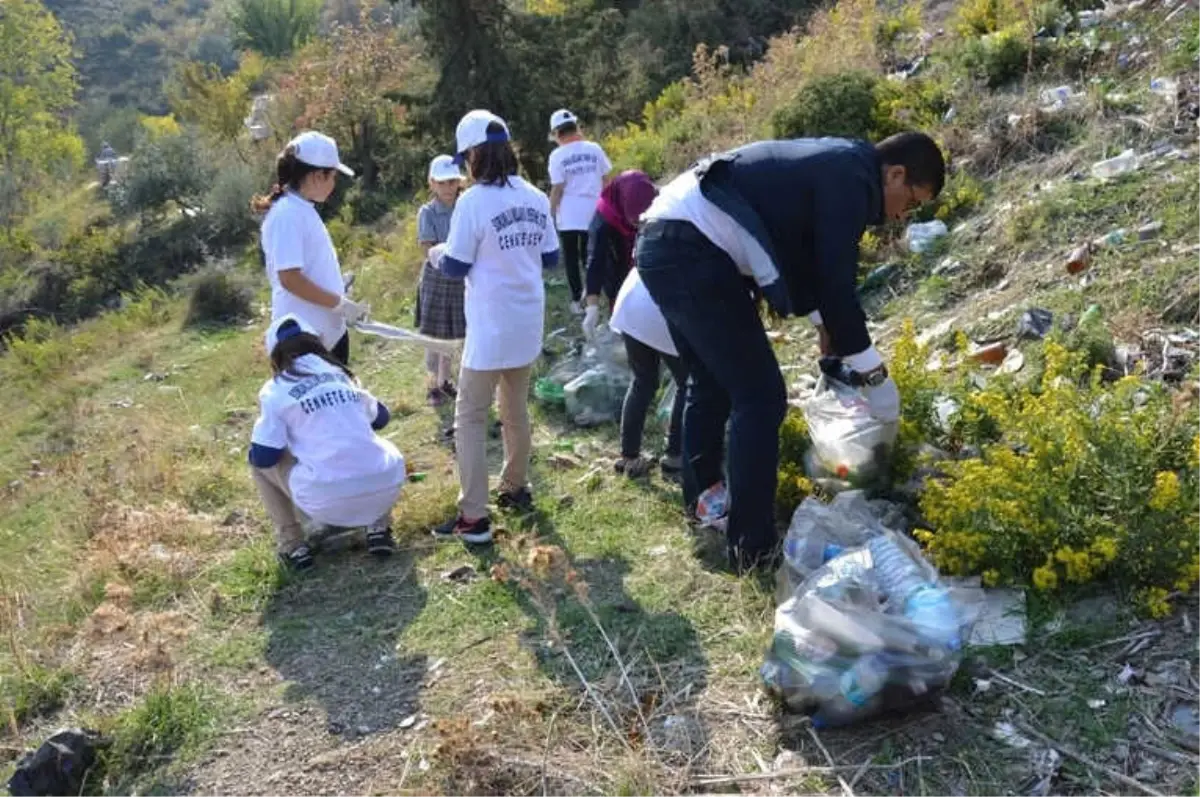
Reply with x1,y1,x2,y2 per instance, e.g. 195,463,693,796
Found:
635,220,787,570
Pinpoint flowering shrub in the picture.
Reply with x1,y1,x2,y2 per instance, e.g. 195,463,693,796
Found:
890,324,1199,615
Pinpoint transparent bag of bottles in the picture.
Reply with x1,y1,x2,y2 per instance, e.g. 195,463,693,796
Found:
762,527,983,728
802,376,899,493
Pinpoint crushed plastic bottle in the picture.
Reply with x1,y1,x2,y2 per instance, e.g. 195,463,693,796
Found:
1091,149,1139,179
812,655,889,727
695,482,728,531
867,535,961,650
905,220,949,253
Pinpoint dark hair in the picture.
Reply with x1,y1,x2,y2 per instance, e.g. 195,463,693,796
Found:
270,328,355,383
251,145,335,213
466,122,519,187
554,121,579,137
876,132,946,196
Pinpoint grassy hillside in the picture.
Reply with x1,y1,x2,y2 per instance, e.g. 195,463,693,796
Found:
1,0,1197,794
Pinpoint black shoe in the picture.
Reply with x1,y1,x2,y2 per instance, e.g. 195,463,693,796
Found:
432,515,494,545
496,486,534,512
440,381,458,399
366,526,397,557
280,543,315,572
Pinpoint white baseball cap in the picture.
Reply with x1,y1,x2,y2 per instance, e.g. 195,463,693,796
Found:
287,131,354,176
428,154,464,182
453,110,509,164
264,313,318,355
549,109,578,132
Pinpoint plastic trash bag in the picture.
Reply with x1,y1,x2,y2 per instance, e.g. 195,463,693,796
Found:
779,491,882,598
803,376,898,493
904,220,948,253
762,526,982,727
564,361,631,426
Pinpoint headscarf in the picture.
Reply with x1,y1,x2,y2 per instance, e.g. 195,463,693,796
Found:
596,170,658,243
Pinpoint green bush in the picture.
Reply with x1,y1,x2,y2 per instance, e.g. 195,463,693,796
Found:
772,71,880,140
203,163,259,252
957,27,1030,87
183,268,255,328
117,130,213,219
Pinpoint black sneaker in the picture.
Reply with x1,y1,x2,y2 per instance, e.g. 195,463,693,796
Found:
432,515,493,544
365,526,397,557
496,487,534,512
280,543,315,572
440,381,458,399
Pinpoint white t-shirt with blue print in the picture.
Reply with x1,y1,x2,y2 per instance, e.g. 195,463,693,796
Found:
251,355,405,525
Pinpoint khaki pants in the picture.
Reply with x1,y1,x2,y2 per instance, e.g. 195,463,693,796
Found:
455,365,533,519
251,451,306,554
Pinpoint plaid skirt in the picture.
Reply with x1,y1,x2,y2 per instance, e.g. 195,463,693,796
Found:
417,260,466,340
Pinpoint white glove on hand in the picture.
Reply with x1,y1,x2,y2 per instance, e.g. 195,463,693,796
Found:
335,295,370,324
582,304,600,341
428,243,447,269
862,376,901,423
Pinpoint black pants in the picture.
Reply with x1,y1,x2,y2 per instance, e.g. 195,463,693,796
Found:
636,220,787,570
331,332,350,366
560,230,588,302
620,334,688,460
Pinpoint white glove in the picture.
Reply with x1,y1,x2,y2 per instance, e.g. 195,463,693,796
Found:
582,304,600,341
335,295,369,324
428,243,447,269
862,376,901,423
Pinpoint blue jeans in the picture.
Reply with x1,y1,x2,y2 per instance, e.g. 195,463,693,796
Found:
635,220,787,570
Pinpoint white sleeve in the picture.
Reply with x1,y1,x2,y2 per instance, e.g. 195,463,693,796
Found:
443,192,479,265
541,197,559,253
262,206,304,274
548,149,565,186
250,387,288,449
596,144,612,174
358,386,380,423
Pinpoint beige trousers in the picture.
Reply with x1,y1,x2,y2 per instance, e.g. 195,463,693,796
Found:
455,365,533,519
251,451,306,554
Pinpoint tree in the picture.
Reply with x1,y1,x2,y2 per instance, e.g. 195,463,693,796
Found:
230,0,321,59
0,0,84,229
281,13,429,192
168,55,266,145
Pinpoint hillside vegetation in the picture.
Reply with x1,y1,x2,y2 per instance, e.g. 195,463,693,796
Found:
0,0,1197,793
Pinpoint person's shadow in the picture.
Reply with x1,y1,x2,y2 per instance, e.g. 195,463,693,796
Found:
461,505,712,789
263,545,429,738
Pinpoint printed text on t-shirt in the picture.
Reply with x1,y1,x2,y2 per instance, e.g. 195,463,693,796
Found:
489,205,548,251
297,387,363,415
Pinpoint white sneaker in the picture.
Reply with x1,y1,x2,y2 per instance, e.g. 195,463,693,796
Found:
568,301,583,315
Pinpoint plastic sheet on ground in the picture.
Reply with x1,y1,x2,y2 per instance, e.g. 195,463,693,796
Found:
762,509,984,728
802,376,898,493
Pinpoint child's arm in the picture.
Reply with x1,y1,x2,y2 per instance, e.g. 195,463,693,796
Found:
248,392,288,468
278,268,339,309
417,206,436,257
549,183,564,222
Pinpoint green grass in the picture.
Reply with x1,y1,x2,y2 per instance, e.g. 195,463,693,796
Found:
102,683,227,789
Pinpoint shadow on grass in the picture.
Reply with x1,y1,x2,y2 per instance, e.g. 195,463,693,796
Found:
262,544,429,738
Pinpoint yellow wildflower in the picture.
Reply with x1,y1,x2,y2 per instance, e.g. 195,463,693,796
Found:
1148,471,1181,511
982,569,1001,587
1137,587,1172,619
1032,564,1058,591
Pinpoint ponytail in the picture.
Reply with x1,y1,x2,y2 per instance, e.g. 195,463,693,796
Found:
250,145,330,214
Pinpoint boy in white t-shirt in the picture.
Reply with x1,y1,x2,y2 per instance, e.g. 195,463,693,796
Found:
430,110,559,545
547,109,611,315
249,314,406,570
254,131,369,365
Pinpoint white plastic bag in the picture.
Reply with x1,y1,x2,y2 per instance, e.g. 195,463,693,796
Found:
904,220,948,253
779,491,882,598
802,376,898,492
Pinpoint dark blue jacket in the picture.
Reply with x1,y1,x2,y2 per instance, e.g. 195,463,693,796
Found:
696,138,883,357
584,214,628,303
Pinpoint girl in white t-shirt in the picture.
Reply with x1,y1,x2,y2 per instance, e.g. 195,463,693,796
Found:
253,131,368,366
249,314,406,571
430,110,560,545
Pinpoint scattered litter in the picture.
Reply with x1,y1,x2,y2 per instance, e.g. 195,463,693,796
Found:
778,491,880,595
763,506,982,728
1066,243,1092,274
1169,704,1199,742
861,263,900,291
1088,699,1107,709
916,316,958,346
974,677,993,693
1150,77,1179,104
1137,221,1164,241
7,729,107,797
440,564,477,584
653,714,704,759
696,482,729,532
933,257,964,277
999,348,1025,374
943,106,957,123
963,586,1027,646
143,372,167,382
1029,747,1063,796
418,758,431,772
399,714,418,730
1091,149,1139,179
110,398,134,409
905,220,949,253
802,376,898,493
968,341,1008,365
1117,663,1138,685
1094,228,1128,248
933,395,960,432
993,722,1033,749
1018,308,1054,340
1039,85,1078,110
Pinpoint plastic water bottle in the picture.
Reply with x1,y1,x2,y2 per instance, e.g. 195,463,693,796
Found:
1091,149,1138,179
696,482,728,531
867,535,960,650
783,536,844,574
812,655,889,727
